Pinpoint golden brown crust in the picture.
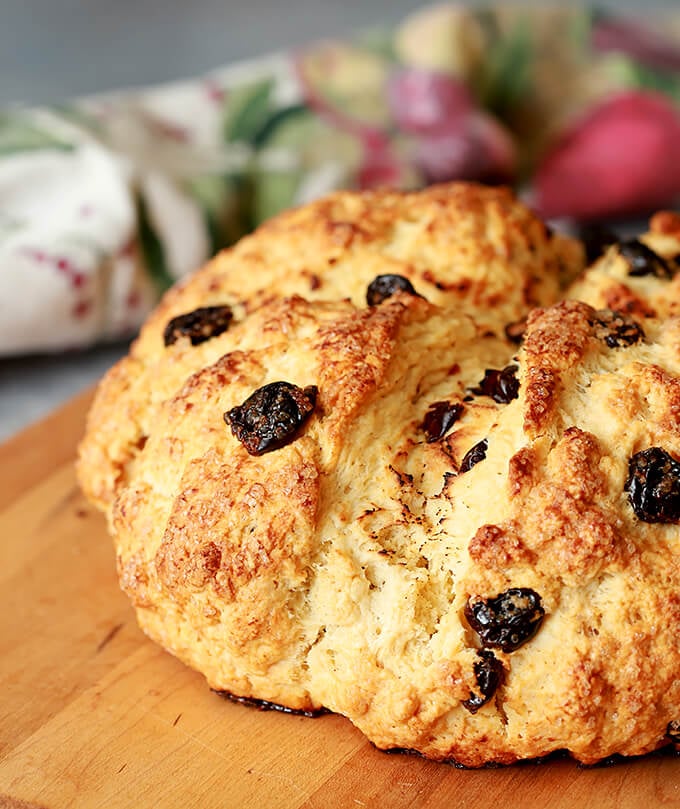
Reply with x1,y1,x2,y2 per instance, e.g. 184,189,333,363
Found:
78,183,680,767
650,210,680,237
78,183,581,512
567,219,680,321
143,181,567,345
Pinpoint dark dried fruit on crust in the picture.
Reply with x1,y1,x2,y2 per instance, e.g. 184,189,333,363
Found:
465,588,545,653
618,239,675,279
470,366,519,404
667,720,680,743
462,650,505,714
422,401,463,443
225,381,318,456
578,223,617,264
590,309,645,348
163,305,233,346
460,439,488,473
625,447,680,523
366,274,419,306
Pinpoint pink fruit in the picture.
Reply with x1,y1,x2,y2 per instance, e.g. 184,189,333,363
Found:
415,111,516,184
387,68,473,134
535,91,680,221
357,142,405,190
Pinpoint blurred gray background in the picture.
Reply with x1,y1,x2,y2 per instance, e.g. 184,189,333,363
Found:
0,0,438,106
0,0,674,440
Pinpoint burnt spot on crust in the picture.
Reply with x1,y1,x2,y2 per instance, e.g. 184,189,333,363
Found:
602,283,657,320
225,381,318,456
421,269,447,290
422,401,464,443
618,239,675,280
464,588,545,653
504,319,527,344
213,689,328,717
327,219,366,247
625,447,680,523
460,439,488,473
389,465,414,489
470,366,519,404
462,650,505,714
589,309,645,348
163,305,233,346
366,274,420,306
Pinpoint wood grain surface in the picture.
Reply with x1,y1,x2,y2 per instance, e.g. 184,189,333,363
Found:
1,390,679,808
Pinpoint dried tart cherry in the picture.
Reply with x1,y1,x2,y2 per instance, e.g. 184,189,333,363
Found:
163,305,233,346
225,381,318,456
625,447,680,523
465,588,545,653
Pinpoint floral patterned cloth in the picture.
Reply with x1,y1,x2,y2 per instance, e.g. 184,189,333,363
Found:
2,5,680,355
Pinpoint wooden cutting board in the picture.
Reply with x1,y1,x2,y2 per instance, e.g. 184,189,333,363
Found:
1,389,679,809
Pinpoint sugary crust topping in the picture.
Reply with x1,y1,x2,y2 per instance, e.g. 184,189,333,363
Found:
523,301,594,436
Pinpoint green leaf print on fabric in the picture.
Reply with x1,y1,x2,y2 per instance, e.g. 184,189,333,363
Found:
0,113,76,156
568,7,595,51
251,104,309,148
136,193,175,294
249,105,360,225
251,170,302,227
477,14,533,119
223,78,276,144
605,56,680,102
189,173,254,252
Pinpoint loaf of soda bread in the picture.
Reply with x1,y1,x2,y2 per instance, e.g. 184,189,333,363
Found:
77,183,680,766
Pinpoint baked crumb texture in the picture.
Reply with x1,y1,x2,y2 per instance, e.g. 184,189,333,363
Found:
77,183,680,767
